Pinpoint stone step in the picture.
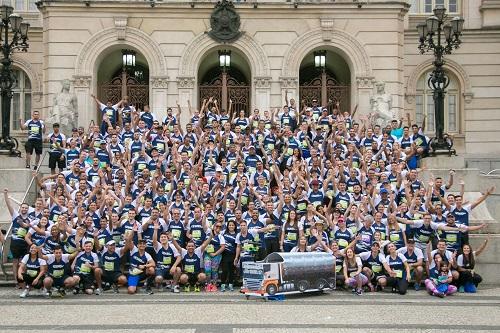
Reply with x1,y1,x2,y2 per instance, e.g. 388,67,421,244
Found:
0,169,37,193
421,156,466,169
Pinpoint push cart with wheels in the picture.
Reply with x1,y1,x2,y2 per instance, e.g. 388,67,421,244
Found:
242,252,336,300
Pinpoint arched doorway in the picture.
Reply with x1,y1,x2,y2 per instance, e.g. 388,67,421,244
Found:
198,49,251,114
299,50,351,113
97,48,149,113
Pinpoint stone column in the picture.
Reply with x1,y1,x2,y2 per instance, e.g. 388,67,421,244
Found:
355,76,375,119
150,76,169,123
72,75,92,129
254,77,272,111
176,76,196,125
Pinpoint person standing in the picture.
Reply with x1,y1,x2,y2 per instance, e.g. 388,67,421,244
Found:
46,123,66,174
20,110,45,169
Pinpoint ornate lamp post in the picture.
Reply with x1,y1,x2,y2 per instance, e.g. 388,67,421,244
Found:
417,5,463,155
314,50,327,107
0,5,29,156
121,49,136,98
218,50,231,111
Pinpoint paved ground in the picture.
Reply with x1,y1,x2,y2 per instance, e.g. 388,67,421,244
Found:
1,287,500,333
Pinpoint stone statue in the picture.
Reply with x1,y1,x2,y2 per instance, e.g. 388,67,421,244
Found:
47,79,78,134
370,81,394,127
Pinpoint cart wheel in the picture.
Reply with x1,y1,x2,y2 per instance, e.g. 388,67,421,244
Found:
297,280,309,293
316,279,327,290
266,284,278,296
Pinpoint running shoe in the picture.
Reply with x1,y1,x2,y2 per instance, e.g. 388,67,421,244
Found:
194,284,201,292
113,284,119,294
356,289,363,296
205,283,212,292
183,285,191,292
211,284,218,292
145,287,154,295
434,291,445,298
20,288,30,298
228,284,234,291
72,287,80,295
458,286,464,293
95,288,103,295
414,283,421,291
220,284,226,292
173,285,180,293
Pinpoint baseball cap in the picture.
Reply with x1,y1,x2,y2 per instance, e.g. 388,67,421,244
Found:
216,166,223,172
380,188,388,194
106,240,116,246
311,180,319,186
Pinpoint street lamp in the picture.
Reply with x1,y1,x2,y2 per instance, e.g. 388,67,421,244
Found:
417,5,463,155
218,50,231,111
120,49,136,99
314,50,327,107
0,5,29,156
218,50,231,72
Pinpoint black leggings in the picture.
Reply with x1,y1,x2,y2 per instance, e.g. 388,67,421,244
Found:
220,252,236,285
458,270,482,287
264,238,280,256
386,277,408,295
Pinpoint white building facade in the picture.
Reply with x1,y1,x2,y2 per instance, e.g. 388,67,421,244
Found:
3,0,500,154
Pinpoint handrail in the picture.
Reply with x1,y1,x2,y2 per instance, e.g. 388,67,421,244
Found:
0,150,48,280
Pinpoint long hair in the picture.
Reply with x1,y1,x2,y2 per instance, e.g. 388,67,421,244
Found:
462,245,475,269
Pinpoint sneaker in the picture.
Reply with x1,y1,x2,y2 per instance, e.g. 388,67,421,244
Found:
95,288,103,295
211,284,218,292
45,289,51,298
351,288,356,293
414,283,421,291
228,284,234,291
194,284,201,292
205,283,212,292
72,287,80,295
184,285,191,292
20,288,30,298
33,166,38,171
113,285,119,294
26,165,30,169
220,284,226,292
458,286,464,293
356,289,363,296
434,291,445,298
103,282,111,291
173,285,180,293
145,287,154,295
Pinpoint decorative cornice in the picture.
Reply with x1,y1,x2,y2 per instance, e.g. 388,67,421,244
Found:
151,76,170,89
356,76,376,89
279,76,298,88
176,76,195,89
254,77,272,88
72,75,92,88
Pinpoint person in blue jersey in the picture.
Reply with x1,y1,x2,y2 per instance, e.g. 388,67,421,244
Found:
91,94,123,135
427,260,457,298
396,240,424,291
444,186,495,245
359,241,391,292
72,240,103,295
4,189,33,289
17,244,48,298
96,237,131,293
40,244,80,296
127,239,156,295
234,220,270,279
47,123,67,174
152,221,182,293
172,230,213,292
280,210,300,252
385,242,411,295
456,237,489,293
220,220,238,292
20,110,45,169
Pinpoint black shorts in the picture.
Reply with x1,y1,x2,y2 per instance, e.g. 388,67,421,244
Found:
77,273,95,290
25,139,43,155
155,267,174,280
49,154,65,169
184,272,201,285
102,270,123,284
51,276,70,287
22,273,43,288
10,241,28,259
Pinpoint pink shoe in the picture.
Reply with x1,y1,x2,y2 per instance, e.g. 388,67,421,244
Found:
211,284,218,292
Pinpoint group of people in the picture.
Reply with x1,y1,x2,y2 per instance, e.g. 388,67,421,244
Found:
5,92,494,298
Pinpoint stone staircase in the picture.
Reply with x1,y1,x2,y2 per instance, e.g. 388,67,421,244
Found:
421,155,500,285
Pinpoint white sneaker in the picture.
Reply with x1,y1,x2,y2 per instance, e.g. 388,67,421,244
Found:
95,288,103,295
20,288,30,298
173,285,180,293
